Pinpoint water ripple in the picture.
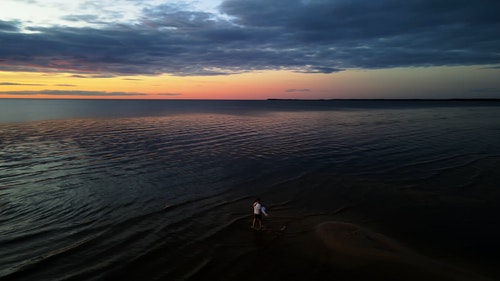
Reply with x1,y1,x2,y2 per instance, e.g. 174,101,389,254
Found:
1,104,500,280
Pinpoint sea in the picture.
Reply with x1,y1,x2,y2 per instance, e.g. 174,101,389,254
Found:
1,99,499,281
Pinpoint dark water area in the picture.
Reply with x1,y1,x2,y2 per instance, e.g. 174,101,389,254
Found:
1,99,500,280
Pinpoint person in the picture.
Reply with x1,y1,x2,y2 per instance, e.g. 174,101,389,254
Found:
252,197,268,230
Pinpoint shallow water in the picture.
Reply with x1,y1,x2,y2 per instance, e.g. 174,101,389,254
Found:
1,100,499,280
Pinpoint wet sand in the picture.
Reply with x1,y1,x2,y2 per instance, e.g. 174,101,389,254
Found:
314,221,494,281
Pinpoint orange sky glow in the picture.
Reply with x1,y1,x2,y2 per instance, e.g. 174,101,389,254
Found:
0,69,337,100
1,66,499,100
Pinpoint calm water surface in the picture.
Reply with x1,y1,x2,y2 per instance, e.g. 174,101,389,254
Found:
1,100,499,280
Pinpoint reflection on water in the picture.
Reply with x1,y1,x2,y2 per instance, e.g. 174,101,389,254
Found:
1,100,500,280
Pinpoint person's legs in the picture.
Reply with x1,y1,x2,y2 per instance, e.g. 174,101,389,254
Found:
252,214,262,229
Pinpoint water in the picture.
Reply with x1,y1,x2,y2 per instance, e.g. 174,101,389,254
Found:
1,99,500,280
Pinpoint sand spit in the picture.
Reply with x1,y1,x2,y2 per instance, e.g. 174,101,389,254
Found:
315,221,494,281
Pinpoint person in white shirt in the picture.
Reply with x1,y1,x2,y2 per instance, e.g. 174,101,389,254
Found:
252,197,268,230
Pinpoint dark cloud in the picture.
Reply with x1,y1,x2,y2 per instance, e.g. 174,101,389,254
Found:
0,90,149,96
0,82,45,86
0,0,499,76
157,93,182,96
54,84,77,87
285,88,311,93
69,74,116,78
0,20,20,32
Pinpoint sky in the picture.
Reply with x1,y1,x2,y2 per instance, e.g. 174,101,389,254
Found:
0,0,499,99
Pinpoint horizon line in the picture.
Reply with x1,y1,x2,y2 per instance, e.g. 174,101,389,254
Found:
1,97,500,102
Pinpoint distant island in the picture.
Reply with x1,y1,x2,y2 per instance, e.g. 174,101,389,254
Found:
267,98,500,102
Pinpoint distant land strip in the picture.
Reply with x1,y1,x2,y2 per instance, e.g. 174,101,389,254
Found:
267,98,500,102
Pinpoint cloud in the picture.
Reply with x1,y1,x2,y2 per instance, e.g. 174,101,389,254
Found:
54,84,77,87
69,74,115,78
0,82,45,86
0,90,149,96
285,88,311,93
0,20,20,32
0,0,499,76
156,93,182,96
62,14,101,24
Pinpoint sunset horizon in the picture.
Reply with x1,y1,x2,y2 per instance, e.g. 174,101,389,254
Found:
1,0,499,100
